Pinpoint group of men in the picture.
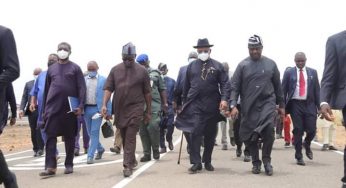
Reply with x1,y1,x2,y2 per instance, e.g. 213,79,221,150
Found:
1,23,346,188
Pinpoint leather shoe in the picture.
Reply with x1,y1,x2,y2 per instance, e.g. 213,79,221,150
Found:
39,169,56,177
168,140,174,150
296,158,306,166
160,148,167,154
110,146,121,154
74,149,80,156
329,145,337,151
304,143,313,160
252,165,261,174
153,150,160,160
264,163,273,176
321,144,328,151
222,144,228,150
37,150,44,156
204,163,215,171
244,155,251,162
95,149,105,160
64,167,73,174
188,163,202,174
236,148,242,157
123,168,133,177
140,155,151,162
230,137,236,146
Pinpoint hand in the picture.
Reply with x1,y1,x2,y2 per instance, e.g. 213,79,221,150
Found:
321,104,334,121
74,108,82,116
175,105,182,115
101,106,108,118
278,108,285,121
143,112,151,125
162,103,168,114
230,107,239,120
224,110,231,118
29,103,36,112
19,110,24,119
10,118,16,126
219,100,228,111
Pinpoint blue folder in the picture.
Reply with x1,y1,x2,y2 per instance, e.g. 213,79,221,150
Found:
68,96,80,113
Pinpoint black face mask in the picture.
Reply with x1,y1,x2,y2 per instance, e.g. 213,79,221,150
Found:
48,60,57,67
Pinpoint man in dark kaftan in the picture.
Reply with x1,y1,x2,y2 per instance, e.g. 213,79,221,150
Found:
102,43,152,178
175,38,230,174
40,42,86,177
229,35,285,176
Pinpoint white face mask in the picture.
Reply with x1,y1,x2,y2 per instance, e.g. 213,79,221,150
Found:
57,50,69,60
188,58,196,63
198,52,209,61
34,75,38,80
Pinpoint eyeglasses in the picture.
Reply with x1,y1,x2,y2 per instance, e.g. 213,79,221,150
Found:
197,50,209,54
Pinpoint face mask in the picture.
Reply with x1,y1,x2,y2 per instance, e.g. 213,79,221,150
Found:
88,71,97,78
198,53,209,61
57,50,69,60
188,58,196,63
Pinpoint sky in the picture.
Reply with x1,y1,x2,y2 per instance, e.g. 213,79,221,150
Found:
1,0,345,102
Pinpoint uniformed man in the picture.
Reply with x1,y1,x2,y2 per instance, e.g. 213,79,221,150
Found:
136,54,168,162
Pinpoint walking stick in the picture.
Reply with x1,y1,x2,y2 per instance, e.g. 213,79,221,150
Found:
177,131,184,165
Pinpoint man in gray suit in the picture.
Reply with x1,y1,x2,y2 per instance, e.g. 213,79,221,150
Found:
0,25,20,188
320,30,346,188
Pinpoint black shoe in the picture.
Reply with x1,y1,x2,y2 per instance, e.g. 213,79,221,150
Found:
304,143,313,160
84,148,88,154
123,168,133,177
95,148,105,160
4,172,18,188
222,144,228,150
188,163,202,174
110,146,121,154
296,158,306,166
168,140,174,150
236,148,242,157
252,165,261,174
264,163,273,176
230,137,236,146
329,145,338,151
284,142,291,148
153,150,160,160
160,148,167,154
244,155,251,162
204,163,215,171
140,155,151,162
321,144,328,151
74,149,80,156
33,152,39,157
37,150,44,156
39,169,56,177
64,167,73,174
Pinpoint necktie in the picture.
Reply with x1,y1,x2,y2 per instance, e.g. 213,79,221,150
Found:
299,68,305,96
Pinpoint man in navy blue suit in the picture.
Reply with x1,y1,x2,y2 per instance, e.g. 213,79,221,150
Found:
282,52,320,166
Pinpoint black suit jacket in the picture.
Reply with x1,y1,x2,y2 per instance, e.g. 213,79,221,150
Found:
20,80,34,115
0,25,20,123
321,31,346,109
282,66,320,114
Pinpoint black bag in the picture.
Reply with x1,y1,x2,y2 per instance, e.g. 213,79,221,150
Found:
101,120,114,138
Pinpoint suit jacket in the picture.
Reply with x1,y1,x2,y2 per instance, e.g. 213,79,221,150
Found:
84,75,112,115
321,31,346,109
20,80,34,115
0,25,20,121
282,66,320,114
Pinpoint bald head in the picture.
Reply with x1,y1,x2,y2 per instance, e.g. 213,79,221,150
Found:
294,52,307,69
33,68,42,76
87,61,99,72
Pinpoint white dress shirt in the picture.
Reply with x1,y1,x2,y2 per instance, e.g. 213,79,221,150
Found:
292,66,308,100
86,74,98,105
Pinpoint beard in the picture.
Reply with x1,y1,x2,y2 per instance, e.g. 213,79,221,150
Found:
124,60,134,68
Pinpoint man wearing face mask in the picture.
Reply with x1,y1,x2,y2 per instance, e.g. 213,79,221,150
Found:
158,63,176,153
102,43,152,177
174,51,198,154
229,35,285,176
39,42,86,177
83,61,112,164
175,38,230,174
30,54,59,161
20,68,44,157
136,54,168,162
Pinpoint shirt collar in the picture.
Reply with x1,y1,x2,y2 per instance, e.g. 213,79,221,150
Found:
296,66,306,71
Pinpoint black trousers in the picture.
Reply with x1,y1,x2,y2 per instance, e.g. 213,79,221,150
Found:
45,135,75,169
28,110,44,152
190,117,217,164
342,107,346,183
290,100,317,159
244,125,274,166
233,105,250,155
0,150,13,185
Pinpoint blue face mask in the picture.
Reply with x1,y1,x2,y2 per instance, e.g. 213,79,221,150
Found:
88,71,97,78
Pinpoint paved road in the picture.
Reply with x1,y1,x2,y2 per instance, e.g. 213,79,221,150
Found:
2,130,344,188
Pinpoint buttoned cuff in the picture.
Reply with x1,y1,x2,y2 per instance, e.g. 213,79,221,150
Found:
320,102,329,107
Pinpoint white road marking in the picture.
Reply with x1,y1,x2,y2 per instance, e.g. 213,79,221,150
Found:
5,156,33,162
312,141,344,156
112,135,182,188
